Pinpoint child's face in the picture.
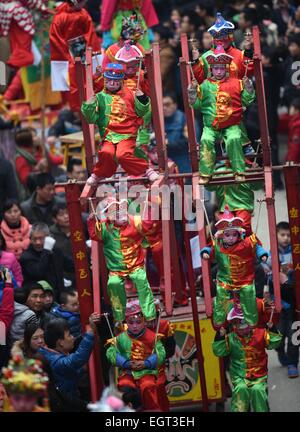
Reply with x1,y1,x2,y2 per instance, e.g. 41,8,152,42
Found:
127,314,145,335
105,79,122,92
211,65,226,80
63,293,80,313
44,292,54,309
126,61,139,77
223,229,240,246
277,229,291,249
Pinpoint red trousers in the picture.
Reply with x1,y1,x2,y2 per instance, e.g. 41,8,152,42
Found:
8,22,34,68
118,373,162,411
218,209,252,236
93,139,148,178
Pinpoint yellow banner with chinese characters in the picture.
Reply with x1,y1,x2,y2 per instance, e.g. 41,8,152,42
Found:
167,318,223,404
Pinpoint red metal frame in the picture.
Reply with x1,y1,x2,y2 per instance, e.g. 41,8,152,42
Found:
65,183,103,401
179,34,213,318
74,57,95,175
145,45,173,315
252,26,281,312
283,165,300,320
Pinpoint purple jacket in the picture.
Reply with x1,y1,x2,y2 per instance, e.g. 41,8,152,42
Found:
0,251,23,287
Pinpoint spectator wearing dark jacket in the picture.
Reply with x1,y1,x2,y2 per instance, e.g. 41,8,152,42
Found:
0,156,18,220
50,290,81,339
20,223,74,300
50,203,74,282
39,313,99,411
20,173,64,226
9,288,38,346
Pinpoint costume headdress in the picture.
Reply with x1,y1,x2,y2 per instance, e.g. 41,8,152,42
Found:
215,205,245,239
206,44,233,66
121,14,145,42
103,63,125,80
115,40,143,64
208,12,235,41
125,299,142,319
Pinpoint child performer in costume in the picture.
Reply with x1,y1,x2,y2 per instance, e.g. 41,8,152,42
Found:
192,12,254,156
206,161,263,236
188,45,255,185
87,197,156,330
192,12,254,84
1,355,49,412
106,300,166,411
82,63,158,186
101,0,159,50
212,305,282,412
93,41,150,96
49,0,100,111
201,206,268,328
102,14,146,70
0,0,50,68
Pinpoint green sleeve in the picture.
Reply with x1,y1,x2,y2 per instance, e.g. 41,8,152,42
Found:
266,330,283,350
191,86,203,111
106,344,118,365
81,93,104,124
241,87,256,107
135,96,151,118
155,339,166,367
212,337,230,357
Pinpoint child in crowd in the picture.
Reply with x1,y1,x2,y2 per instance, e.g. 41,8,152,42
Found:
264,221,299,378
50,290,81,339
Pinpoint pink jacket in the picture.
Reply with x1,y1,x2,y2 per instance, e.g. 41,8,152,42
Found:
0,251,23,287
1,217,31,260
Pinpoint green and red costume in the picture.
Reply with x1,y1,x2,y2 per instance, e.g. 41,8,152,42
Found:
201,234,268,327
106,327,166,410
192,46,254,85
192,11,254,148
88,215,156,322
212,327,282,412
92,71,151,148
192,76,255,178
206,164,263,235
81,86,150,178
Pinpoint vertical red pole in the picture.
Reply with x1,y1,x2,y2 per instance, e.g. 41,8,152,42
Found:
179,34,213,317
283,165,300,321
65,183,103,400
252,26,281,312
74,56,95,174
145,46,173,315
179,33,210,412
